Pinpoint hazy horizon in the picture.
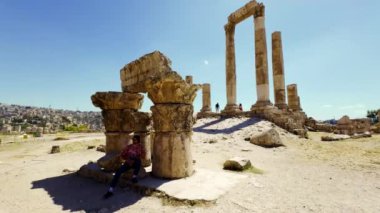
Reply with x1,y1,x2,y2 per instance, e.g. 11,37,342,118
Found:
1,0,379,120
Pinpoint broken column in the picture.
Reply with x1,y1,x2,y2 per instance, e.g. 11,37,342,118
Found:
146,71,199,179
272,31,287,109
185,75,193,84
252,3,272,109
91,92,152,170
223,23,239,113
200,83,211,113
287,84,301,111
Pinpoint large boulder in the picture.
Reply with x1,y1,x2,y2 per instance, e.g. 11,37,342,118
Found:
223,157,252,171
250,128,284,148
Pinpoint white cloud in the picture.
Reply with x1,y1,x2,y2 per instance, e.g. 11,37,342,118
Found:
339,104,366,110
322,104,333,108
204,60,209,65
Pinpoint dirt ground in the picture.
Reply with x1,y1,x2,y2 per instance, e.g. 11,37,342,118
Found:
0,118,379,213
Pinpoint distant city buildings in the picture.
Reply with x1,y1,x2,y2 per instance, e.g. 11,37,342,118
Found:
0,103,104,134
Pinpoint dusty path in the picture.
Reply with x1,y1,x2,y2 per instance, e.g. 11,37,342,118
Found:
0,119,379,212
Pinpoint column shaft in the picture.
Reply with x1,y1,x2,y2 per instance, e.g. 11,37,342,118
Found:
225,24,237,106
252,5,272,109
201,83,211,112
287,84,301,111
272,31,287,109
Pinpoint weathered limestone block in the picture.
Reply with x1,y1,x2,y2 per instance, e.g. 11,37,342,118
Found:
91,92,143,110
151,104,193,132
250,128,283,148
97,153,122,172
101,110,151,132
79,162,147,184
223,157,252,171
287,84,301,111
145,71,200,104
228,0,258,24
105,132,134,154
121,110,151,133
121,51,172,93
201,83,211,112
152,132,193,178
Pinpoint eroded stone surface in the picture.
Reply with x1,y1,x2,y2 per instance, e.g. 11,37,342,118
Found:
152,132,193,178
121,51,172,93
151,104,193,132
250,128,283,148
223,157,252,171
97,153,122,172
91,92,143,110
145,71,199,104
101,110,151,132
335,115,371,135
105,132,134,154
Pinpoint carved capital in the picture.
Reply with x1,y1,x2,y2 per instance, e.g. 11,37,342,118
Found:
224,23,235,34
254,3,265,18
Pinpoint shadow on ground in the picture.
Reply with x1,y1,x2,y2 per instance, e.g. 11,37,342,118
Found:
194,117,261,134
31,173,144,212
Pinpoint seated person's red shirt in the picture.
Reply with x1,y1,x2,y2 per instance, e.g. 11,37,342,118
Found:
120,143,145,166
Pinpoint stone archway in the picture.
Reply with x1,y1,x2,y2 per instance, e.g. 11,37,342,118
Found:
119,51,200,179
223,1,272,115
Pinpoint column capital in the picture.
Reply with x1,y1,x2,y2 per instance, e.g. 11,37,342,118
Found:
224,23,235,34
254,3,265,18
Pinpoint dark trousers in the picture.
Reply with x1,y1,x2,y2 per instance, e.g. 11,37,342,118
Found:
110,158,141,188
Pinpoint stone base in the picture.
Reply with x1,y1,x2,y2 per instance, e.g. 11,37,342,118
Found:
78,162,147,187
221,104,241,116
152,132,193,179
275,103,288,110
200,106,212,113
196,111,220,119
250,100,273,111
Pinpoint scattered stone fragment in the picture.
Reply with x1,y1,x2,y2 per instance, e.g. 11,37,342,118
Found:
293,129,308,139
87,145,95,149
223,157,252,171
62,168,76,173
351,132,372,139
250,128,283,148
50,145,60,154
96,145,106,152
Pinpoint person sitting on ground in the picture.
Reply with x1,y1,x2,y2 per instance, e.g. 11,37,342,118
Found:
103,135,145,199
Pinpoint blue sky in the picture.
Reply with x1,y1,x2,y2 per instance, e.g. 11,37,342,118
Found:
0,0,379,120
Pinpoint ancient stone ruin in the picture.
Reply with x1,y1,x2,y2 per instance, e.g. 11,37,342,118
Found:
196,0,308,137
80,51,200,180
335,115,371,136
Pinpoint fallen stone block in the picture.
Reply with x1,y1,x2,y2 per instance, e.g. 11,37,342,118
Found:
250,128,284,148
223,157,252,171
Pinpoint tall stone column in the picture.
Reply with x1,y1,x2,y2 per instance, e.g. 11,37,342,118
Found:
223,23,239,113
146,71,199,179
287,84,301,111
272,31,287,109
252,4,272,110
200,83,211,112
